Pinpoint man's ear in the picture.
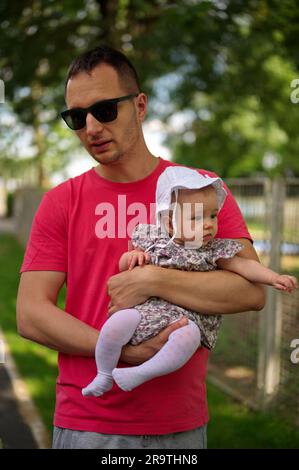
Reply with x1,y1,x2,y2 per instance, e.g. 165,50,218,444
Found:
136,93,147,122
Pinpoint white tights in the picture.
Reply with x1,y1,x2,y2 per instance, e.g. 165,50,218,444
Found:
82,308,201,396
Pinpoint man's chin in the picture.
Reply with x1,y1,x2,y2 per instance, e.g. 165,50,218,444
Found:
90,150,121,165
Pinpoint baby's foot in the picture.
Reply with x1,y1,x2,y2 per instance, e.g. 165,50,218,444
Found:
82,372,113,397
112,367,148,392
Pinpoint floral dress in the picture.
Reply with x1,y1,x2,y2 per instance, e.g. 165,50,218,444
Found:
129,224,243,350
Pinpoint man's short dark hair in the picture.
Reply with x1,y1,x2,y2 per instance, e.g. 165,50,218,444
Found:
65,45,141,95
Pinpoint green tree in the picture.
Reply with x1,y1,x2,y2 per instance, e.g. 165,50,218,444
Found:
1,0,299,180
0,0,176,185
143,0,299,176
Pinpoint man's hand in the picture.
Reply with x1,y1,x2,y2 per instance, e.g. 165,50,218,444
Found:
119,316,189,365
107,265,156,315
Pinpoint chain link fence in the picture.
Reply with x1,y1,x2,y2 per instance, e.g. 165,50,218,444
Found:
208,177,299,423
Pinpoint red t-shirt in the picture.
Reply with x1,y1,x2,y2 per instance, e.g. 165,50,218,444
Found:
20,157,251,434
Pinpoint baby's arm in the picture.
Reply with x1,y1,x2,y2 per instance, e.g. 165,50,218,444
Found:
217,256,298,293
119,248,151,272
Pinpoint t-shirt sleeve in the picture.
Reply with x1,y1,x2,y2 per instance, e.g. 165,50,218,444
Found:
20,192,68,273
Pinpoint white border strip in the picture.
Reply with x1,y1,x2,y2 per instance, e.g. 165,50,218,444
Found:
0,328,51,448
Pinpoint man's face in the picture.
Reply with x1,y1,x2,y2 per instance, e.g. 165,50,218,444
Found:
65,64,146,166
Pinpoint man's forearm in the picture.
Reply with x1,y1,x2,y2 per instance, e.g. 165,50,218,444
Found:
151,267,265,314
18,301,185,366
17,301,99,356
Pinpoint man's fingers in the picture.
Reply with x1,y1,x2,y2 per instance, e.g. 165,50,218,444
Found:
108,305,118,316
159,317,189,340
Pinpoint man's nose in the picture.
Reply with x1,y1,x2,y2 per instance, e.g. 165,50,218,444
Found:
86,112,104,135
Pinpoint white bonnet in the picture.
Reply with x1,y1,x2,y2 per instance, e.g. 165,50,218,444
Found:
155,166,227,230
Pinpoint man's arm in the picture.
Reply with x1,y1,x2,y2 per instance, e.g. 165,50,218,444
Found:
16,271,188,364
16,271,99,356
107,238,266,315
153,239,265,314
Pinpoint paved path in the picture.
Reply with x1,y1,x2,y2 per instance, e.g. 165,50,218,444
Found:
0,364,38,449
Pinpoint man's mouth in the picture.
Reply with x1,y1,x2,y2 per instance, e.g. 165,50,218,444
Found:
90,140,112,152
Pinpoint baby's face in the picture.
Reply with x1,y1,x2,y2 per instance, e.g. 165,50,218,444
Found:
170,186,219,247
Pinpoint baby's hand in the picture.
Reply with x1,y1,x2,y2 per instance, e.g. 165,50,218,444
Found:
273,274,299,293
127,249,151,271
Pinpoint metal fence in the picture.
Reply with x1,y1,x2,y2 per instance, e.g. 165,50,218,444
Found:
208,177,299,423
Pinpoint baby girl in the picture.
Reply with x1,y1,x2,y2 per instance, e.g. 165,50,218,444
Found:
82,166,298,397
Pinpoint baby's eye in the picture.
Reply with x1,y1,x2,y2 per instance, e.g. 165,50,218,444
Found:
211,214,217,219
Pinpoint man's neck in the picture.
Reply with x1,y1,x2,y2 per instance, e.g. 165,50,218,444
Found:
94,152,160,183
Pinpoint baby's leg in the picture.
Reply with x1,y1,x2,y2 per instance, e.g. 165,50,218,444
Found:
112,320,201,391
82,308,141,397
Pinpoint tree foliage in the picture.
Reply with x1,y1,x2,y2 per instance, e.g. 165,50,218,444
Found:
1,0,299,182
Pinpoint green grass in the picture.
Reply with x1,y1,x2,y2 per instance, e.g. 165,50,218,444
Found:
0,234,58,431
206,382,299,448
1,233,299,448
246,220,267,239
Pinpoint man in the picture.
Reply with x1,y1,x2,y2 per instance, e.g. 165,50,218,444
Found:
16,46,265,449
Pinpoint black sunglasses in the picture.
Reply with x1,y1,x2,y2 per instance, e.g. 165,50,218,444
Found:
61,93,139,130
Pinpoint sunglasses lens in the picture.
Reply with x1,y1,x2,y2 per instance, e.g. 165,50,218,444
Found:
63,110,86,130
92,102,118,123
61,96,128,130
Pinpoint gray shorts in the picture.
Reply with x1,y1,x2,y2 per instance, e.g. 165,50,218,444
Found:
52,425,207,449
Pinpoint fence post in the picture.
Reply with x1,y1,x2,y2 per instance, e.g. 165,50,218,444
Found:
257,177,284,407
